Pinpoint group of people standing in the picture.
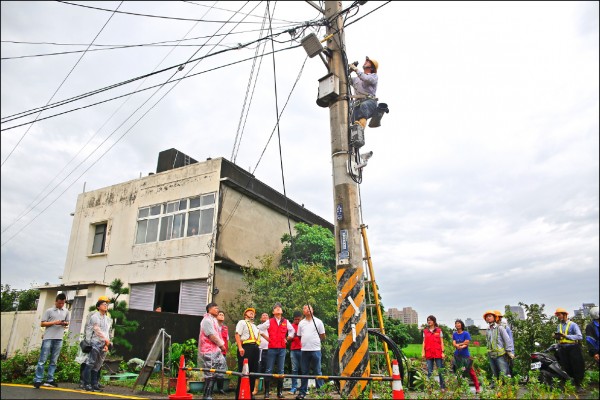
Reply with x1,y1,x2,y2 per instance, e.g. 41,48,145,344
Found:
199,302,325,400
422,307,599,394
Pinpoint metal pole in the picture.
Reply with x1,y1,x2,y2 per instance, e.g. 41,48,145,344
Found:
324,1,369,398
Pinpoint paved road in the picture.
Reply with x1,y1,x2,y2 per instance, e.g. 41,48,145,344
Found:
0,384,154,400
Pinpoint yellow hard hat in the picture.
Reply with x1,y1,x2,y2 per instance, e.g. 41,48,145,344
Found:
244,307,256,316
494,310,503,319
555,307,568,315
366,56,379,72
97,296,111,303
483,310,496,319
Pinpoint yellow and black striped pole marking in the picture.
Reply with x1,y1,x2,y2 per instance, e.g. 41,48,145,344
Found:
337,264,370,398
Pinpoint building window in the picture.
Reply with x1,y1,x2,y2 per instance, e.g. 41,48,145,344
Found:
92,223,107,254
135,193,215,244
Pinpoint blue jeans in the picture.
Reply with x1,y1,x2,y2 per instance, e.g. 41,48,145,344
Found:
35,339,63,383
290,350,302,392
426,358,446,389
488,354,510,378
265,348,286,393
352,99,378,121
299,351,323,395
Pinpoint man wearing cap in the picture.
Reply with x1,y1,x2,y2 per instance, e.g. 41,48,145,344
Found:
199,302,227,400
33,293,70,389
494,310,514,376
258,302,295,399
483,310,513,382
554,308,584,392
235,307,261,397
348,56,379,130
82,296,113,392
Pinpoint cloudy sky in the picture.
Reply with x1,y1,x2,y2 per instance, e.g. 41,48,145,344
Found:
1,1,598,327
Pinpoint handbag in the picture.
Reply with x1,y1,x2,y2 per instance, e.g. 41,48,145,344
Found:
80,339,92,353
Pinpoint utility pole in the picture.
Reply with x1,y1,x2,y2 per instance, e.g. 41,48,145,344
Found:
324,1,370,397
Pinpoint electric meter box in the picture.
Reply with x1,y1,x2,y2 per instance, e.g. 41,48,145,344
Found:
317,73,339,107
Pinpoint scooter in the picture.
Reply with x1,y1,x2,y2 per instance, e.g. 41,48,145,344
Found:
529,342,571,386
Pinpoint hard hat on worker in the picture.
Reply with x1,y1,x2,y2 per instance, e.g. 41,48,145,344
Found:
555,307,568,316
483,310,496,320
366,56,379,72
97,295,110,303
244,307,256,317
494,310,503,319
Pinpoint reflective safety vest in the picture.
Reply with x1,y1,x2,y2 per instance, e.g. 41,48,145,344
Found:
267,317,289,349
558,321,577,344
487,325,506,357
242,320,261,345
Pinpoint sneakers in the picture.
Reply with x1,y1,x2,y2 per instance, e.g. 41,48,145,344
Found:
84,385,98,392
289,389,297,394
43,381,59,388
92,385,104,391
33,381,41,389
295,394,305,400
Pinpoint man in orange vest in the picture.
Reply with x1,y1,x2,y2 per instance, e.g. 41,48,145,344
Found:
554,308,584,392
258,302,295,399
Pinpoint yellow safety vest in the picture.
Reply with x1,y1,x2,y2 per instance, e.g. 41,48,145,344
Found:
558,321,577,344
242,321,261,345
487,326,506,357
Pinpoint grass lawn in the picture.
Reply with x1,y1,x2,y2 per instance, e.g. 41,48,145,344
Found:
402,343,487,358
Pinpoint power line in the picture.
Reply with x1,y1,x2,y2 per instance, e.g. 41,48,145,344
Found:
0,24,306,60
2,0,224,236
1,1,264,247
0,44,302,132
1,1,123,167
1,24,311,126
182,0,297,24
57,1,294,24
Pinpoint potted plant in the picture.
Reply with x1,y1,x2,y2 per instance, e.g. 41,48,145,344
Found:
187,370,204,393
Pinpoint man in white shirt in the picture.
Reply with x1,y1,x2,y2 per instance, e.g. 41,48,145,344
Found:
296,305,326,400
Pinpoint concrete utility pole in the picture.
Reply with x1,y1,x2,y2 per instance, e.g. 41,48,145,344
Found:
324,1,370,397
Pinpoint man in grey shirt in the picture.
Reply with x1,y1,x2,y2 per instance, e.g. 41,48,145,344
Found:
33,293,70,388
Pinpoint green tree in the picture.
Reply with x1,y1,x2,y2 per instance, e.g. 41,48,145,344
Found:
224,254,337,372
505,302,557,376
382,317,412,348
404,323,422,344
280,223,335,272
1,284,40,311
466,324,480,337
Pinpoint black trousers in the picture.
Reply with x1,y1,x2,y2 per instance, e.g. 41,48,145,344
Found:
557,344,585,386
235,343,260,398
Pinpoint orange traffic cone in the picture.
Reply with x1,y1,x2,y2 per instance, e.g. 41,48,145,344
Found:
238,358,252,400
391,359,405,399
169,355,193,400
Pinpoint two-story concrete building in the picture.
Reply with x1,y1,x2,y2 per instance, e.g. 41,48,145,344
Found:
28,149,332,354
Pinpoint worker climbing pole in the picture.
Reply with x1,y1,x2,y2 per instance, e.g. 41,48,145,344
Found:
324,1,370,398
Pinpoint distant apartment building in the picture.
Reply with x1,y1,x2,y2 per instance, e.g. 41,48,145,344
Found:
465,318,475,327
386,307,418,324
574,303,597,318
509,305,526,320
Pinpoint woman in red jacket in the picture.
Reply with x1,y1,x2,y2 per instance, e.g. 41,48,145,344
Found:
422,315,446,390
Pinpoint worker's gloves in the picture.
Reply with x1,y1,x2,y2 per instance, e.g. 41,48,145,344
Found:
348,63,358,72
507,352,515,359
